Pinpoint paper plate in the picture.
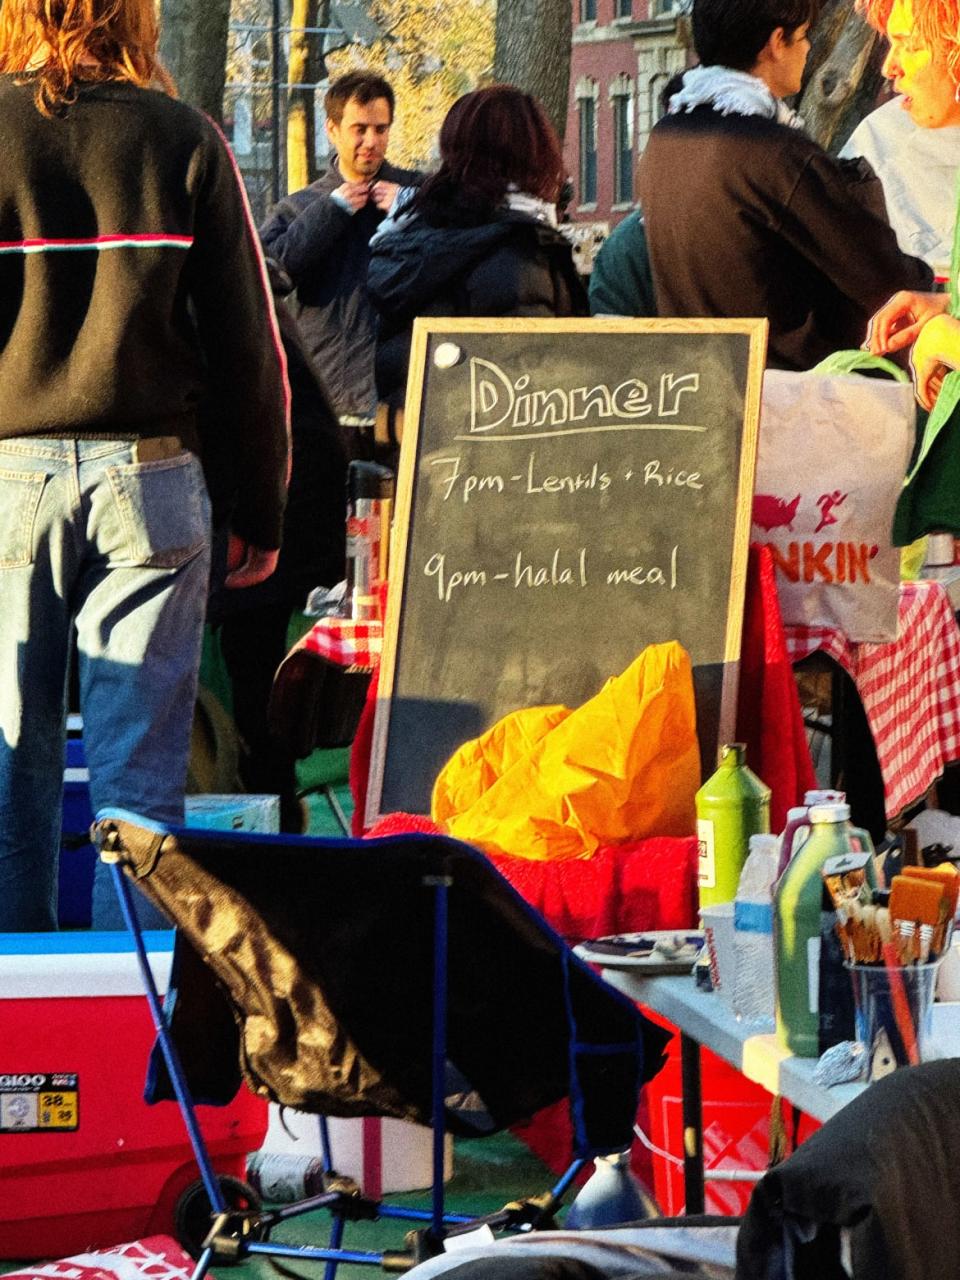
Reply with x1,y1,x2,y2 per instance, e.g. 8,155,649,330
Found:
574,930,703,975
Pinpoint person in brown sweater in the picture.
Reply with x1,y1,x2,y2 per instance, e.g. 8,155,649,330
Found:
0,0,289,929
638,0,932,370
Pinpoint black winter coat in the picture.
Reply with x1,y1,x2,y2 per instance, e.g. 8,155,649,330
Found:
260,159,422,418
209,262,347,621
368,209,589,408
637,107,932,370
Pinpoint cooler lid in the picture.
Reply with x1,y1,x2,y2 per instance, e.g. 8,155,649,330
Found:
0,931,174,998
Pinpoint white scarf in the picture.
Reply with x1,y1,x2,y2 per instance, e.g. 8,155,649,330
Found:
505,189,559,228
668,64,805,131
370,187,559,245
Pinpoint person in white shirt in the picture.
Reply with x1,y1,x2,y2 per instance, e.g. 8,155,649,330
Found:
841,95,960,277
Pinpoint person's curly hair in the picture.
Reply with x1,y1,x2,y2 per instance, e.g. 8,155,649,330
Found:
0,0,175,116
859,0,960,90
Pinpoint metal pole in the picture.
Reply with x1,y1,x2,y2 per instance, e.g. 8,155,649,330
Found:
680,1031,705,1214
271,0,282,204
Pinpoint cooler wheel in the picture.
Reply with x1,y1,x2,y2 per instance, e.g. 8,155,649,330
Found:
174,1174,263,1262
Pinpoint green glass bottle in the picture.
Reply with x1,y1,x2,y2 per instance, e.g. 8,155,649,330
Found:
774,802,876,1057
696,744,770,909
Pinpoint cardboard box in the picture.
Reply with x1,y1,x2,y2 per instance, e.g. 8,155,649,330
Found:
0,932,267,1258
257,1103,452,1200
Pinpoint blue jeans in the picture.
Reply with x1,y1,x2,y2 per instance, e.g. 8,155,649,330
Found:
0,438,211,931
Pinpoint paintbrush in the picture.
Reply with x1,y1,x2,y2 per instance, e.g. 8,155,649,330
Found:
822,854,873,964
903,864,958,956
893,873,950,962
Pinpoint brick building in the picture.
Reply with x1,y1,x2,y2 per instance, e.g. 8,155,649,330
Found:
563,0,691,228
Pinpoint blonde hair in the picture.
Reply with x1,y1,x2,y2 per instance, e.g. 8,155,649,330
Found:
859,0,960,89
0,0,175,115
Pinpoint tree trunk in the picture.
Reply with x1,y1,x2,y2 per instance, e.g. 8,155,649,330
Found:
494,0,572,141
797,0,886,152
159,0,231,122
287,0,328,193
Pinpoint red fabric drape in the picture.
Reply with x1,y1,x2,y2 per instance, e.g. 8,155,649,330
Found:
736,544,818,829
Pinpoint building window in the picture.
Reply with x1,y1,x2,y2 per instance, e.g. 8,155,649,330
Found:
612,91,633,204
614,0,632,17
651,73,672,123
579,97,597,204
580,0,597,21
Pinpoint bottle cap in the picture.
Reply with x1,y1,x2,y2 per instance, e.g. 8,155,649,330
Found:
808,802,851,824
804,789,845,805
718,742,747,766
785,806,808,823
348,459,395,501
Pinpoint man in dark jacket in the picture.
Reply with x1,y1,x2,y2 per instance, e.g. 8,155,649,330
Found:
261,71,421,459
637,0,932,369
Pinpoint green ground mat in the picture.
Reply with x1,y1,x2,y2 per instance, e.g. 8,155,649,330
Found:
1,1131,560,1276
226,1131,561,1280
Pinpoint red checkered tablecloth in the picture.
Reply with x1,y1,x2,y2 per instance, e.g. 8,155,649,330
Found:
300,616,382,669
785,580,960,818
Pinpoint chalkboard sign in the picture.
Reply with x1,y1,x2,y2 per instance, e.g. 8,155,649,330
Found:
367,318,768,824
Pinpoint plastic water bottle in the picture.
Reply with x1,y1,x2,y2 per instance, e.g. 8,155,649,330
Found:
733,833,779,1029
696,744,771,909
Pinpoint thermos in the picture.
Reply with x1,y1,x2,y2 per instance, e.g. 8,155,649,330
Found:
774,802,875,1057
247,1150,328,1203
696,744,770,909
344,460,394,621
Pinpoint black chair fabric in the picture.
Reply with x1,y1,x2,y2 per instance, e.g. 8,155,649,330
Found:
97,818,670,1159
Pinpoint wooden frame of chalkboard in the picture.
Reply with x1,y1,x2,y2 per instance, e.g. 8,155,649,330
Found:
367,316,768,827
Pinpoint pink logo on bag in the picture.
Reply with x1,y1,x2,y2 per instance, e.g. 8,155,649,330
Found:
752,493,800,532
815,490,848,533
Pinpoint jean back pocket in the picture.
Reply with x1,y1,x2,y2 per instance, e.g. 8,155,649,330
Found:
105,452,210,569
0,469,46,569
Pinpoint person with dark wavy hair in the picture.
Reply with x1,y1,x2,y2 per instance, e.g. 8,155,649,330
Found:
0,0,289,930
638,0,931,369
367,84,587,456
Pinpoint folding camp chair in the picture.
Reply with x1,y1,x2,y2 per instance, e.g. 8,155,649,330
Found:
94,814,671,1278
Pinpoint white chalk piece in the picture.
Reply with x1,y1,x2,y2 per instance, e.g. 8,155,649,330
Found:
434,342,462,370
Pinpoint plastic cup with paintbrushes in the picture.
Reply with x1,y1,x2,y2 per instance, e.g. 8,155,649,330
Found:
824,861,957,1073
865,875,951,1068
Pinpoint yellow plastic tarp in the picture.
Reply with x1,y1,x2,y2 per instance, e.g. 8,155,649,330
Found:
432,641,699,860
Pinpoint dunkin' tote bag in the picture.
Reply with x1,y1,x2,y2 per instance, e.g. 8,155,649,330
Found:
753,353,914,642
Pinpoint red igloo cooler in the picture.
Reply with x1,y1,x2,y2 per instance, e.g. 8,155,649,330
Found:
0,930,267,1259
